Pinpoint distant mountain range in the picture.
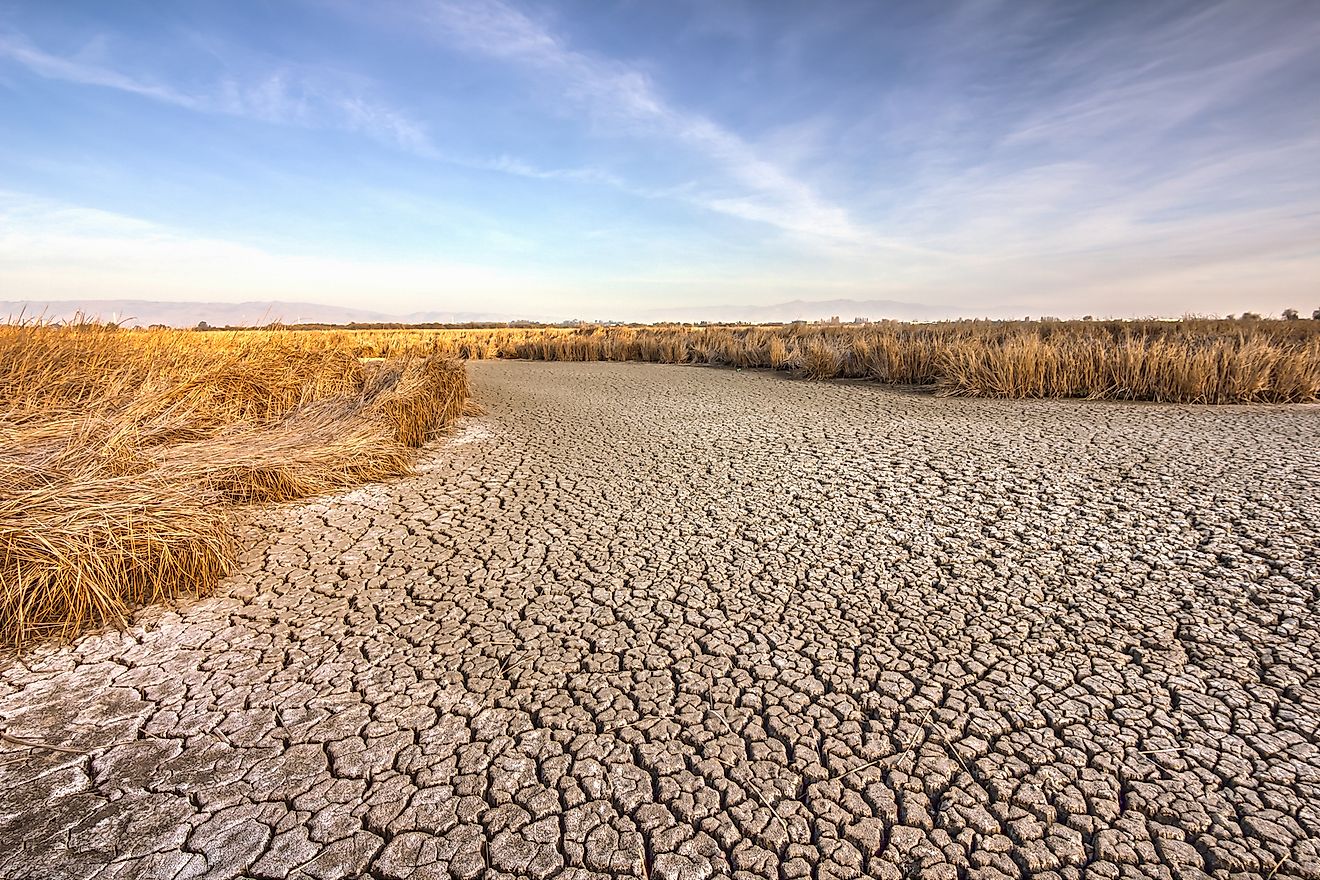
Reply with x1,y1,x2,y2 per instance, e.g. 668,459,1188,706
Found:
0,300,515,327
640,298,1020,323
2,297,1025,327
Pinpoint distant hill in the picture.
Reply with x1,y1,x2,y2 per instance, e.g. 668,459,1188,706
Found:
0,300,514,328
2,297,1025,328
641,298,1021,323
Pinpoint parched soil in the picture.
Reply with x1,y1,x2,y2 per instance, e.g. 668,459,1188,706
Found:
1,361,1317,880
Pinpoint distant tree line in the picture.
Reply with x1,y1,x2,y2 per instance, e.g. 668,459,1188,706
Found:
1226,309,1319,321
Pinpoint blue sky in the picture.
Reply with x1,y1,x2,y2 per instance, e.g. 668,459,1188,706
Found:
1,0,1318,320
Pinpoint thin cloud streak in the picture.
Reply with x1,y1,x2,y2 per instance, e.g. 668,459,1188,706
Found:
0,191,561,312
858,0,1320,282
417,0,923,253
0,32,438,155
0,33,199,107
0,190,942,317
999,5,1320,149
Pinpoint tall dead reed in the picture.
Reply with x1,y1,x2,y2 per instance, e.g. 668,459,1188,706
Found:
330,319,1318,403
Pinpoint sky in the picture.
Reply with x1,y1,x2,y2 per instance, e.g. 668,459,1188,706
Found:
1,0,1318,321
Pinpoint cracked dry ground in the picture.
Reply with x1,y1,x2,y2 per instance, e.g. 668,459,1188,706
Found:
2,362,1319,880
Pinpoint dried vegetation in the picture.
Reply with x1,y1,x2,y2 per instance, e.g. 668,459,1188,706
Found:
0,324,468,647
316,318,1320,404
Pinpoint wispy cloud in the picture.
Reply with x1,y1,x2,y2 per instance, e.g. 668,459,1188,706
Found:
475,155,625,186
852,0,1320,280
0,32,436,155
0,32,198,106
0,190,557,311
0,190,924,318
414,0,911,251
997,2,1320,149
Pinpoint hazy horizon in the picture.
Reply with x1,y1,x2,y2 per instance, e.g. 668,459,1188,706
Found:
3,1,1318,320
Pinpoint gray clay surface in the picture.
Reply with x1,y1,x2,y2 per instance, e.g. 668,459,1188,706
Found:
1,360,1318,879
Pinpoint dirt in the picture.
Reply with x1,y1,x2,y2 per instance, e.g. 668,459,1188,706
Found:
1,360,1318,879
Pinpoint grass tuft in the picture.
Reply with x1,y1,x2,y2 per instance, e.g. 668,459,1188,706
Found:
0,323,468,648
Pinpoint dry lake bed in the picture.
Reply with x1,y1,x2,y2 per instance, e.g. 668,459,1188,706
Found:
1,360,1317,880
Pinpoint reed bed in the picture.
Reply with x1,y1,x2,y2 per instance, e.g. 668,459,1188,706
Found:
310,319,1320,404
0,324,468,647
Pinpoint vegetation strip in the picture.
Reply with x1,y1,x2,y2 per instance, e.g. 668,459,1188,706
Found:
212,318,1320,403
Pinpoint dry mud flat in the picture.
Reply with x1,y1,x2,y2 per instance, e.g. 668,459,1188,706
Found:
1,360,1318,880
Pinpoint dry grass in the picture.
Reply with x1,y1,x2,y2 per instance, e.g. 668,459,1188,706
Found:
0,323,468,648
309,319,1320,404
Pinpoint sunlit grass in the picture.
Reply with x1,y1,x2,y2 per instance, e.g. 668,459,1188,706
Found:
315,318,1320,403
0,323,469,647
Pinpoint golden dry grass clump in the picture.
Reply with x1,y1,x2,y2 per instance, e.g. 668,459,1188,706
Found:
0,323,469,648
331,318,1319,403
